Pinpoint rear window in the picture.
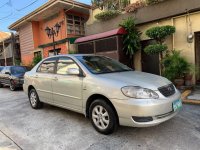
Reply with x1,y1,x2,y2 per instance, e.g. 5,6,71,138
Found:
11,66,27,74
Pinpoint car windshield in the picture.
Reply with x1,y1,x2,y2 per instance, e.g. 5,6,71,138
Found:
76,56,133,74
11,66,27,74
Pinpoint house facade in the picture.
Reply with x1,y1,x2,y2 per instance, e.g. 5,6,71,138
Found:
76,0,200,84
9,0,91,66
0,32,20,66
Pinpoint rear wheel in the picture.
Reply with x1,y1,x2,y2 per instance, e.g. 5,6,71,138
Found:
89,99,118,135
0,82,3,88
28,88,43,109
10,80,16,91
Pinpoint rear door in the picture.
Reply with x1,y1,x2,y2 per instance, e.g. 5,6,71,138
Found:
0,67,5,84
4,67,11,85
34,57,57,104
0,67,11,85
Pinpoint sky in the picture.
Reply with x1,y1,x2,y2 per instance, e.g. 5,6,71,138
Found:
0,0,91,32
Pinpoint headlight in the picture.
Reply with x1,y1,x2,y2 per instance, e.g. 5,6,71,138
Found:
121,86,159,99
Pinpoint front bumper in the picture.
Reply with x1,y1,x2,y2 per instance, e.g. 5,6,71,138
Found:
111,91,181,127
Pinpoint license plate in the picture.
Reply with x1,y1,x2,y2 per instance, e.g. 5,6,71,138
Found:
173,99,182,112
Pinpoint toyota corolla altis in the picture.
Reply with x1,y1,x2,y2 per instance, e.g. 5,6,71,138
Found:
23,55,182,134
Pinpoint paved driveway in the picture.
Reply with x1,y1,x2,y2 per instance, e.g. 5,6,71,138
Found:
0,88,200,150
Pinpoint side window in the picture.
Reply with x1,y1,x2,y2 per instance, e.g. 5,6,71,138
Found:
37,58,57,73
1,67,8,74
56,57,79,75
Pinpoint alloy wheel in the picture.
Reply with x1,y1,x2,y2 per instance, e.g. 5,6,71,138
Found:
92,105,110,130
10,81,16,91
30,91,37,107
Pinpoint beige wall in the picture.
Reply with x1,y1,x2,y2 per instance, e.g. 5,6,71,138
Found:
138,12,200,66
135,12,200,83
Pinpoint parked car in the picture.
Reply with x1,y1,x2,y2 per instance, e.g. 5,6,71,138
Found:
0,66,27,91
0,66,4,72
23,55,182,134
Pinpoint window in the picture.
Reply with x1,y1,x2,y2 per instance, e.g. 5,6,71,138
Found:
37,58,57,73
11,67,26,74
67,14,85,35
1,67,8,74
78,42,94,54
95,37,117,52
34,51,42,57
56,57,79,75
48,49,61,57
76,56,132,74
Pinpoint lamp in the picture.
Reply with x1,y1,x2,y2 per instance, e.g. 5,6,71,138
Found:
45,27,51,37
44,23,62,55
55,23,61,35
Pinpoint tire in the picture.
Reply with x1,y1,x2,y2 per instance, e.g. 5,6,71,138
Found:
0,82,3,88
10,80,16,91
89,99,118,135
28,88,43,109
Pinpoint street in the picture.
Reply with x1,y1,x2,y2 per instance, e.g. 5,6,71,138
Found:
0,88,200,150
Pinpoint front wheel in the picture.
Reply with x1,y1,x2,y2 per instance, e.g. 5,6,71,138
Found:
0,82,3,88
29,89,43,109
10,80,16,91
89,99,118,135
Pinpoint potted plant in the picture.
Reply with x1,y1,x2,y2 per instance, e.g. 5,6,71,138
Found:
162,50,190,88
184,65,199,86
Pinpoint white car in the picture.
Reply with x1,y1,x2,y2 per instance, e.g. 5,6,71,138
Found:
23,55,182,134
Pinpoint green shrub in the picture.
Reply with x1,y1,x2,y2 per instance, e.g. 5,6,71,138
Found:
146,25,175,43
33,55,42,66
162,50,190,81
144,44,167,55
95,10,121,21
68,50,77,54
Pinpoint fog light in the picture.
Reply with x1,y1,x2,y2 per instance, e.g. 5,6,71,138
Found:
132,116,153,122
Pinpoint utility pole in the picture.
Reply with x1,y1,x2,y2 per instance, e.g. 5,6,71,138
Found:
3,40,7,66
11,32,15,65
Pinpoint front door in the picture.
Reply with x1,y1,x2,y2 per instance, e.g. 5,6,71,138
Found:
195,32,200,85
52,57,83,112
141,40,160,75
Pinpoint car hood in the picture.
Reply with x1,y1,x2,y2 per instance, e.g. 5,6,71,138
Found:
12,73,25,78
98,71,171,90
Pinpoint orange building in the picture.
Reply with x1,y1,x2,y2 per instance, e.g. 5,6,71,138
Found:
9,0,91,65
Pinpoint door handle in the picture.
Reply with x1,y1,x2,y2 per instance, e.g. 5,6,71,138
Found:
33,75,38,78
52,77,58,81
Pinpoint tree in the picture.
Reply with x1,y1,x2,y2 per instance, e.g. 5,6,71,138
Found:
144,25,175,74
119,17,141,68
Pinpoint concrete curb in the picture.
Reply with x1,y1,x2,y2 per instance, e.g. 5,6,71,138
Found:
181,90,200,105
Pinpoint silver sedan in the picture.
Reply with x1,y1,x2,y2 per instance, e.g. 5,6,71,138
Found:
23,55,182,134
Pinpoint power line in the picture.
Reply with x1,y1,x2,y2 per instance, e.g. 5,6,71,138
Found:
0,0,41,21
0,12,13,21
15,0,40,11
0,0,9,9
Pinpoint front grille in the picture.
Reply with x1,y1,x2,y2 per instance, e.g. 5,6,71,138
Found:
158,84,175,97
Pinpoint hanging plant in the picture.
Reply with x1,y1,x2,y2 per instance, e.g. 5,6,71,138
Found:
146,0,168,5
119,17,141,68
125,0,146,13
95,10,121,21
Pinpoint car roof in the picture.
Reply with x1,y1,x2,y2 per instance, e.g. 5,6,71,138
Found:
43,54,95,60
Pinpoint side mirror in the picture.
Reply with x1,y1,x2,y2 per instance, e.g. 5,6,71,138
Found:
5,72,10,75
67,68,80,75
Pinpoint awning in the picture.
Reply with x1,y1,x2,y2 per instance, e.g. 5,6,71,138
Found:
75,28,126,43
38,37,77,48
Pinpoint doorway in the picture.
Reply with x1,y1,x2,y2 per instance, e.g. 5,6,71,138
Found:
195,32,200,85
141,40,160,75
